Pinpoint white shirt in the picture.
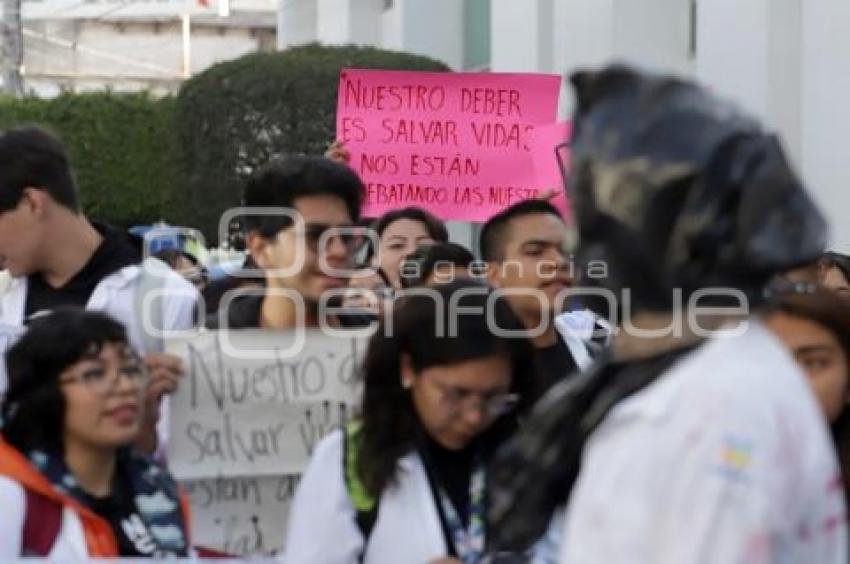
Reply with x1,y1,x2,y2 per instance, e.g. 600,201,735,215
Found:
0,261,198,454
554,309,607,371
560,320,847,564
282,430,449,564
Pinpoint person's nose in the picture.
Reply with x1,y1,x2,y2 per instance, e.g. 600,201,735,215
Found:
111,367,142,397
460,398,488,430
324,235,350,265
547,245,568,269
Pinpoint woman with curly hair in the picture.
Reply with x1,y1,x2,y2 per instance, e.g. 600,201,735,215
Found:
0,308,191,558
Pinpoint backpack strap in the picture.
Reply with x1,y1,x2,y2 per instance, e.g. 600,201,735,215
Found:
342,422,379,558
22,489,63,556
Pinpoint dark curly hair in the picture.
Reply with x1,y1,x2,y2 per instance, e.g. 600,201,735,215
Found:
357,279,537,496
2,308,129,454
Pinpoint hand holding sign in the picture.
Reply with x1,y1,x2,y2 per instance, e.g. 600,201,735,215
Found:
325,140,351,165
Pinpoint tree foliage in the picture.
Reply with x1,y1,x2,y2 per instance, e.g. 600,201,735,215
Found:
0,92,179,228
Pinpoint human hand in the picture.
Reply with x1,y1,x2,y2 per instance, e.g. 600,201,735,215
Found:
135,352,184,454
325,140,351,164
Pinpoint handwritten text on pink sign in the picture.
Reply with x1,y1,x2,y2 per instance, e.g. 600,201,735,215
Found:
336,69,561,221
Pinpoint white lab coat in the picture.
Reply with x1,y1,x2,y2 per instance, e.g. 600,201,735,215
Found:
560,320,848,564
0,262,197,367
0,262,198,451
283,430,451,564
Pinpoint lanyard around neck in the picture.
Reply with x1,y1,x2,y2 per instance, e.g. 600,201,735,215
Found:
435,462,486,564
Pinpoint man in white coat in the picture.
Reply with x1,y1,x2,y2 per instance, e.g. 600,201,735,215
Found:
488,65,847,564
0,126,198,454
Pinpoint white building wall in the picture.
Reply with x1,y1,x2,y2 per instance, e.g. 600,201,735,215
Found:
23,19,272,95
380,1,404,52
767,0,802,166
317,0,381,46
277,0,316,49
548,0,691,116
491,0,553,72
696,1,771,129
346,0,382,45
801,0,850,251
697,0,850,250
395,0,463,69
611,0,691,76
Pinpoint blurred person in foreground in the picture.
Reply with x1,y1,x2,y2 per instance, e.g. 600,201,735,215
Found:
487,65,847,564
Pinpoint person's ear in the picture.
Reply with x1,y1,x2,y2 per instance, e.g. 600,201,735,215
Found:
400,353,415,389
246,231,275,271
20,188,50,220
486,261,502,288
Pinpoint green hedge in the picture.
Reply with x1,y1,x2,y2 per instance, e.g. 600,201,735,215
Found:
0,44,449,242
0,92,179,229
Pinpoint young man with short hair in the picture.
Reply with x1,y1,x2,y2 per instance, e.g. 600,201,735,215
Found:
481,199,602,402
0,126,198,454
216,155,365,329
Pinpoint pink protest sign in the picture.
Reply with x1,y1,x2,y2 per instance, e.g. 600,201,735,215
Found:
528,121,572,216
336,68,561,222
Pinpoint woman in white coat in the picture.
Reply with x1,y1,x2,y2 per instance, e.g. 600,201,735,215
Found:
0,308,191,558
284,280,537,564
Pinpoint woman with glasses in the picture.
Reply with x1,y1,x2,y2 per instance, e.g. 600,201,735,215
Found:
0,308,190,558
284,280,536,563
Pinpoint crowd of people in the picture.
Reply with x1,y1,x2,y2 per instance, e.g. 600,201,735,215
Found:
0,64,847,563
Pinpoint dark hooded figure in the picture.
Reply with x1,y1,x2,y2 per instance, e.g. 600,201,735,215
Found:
486,65,847,563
